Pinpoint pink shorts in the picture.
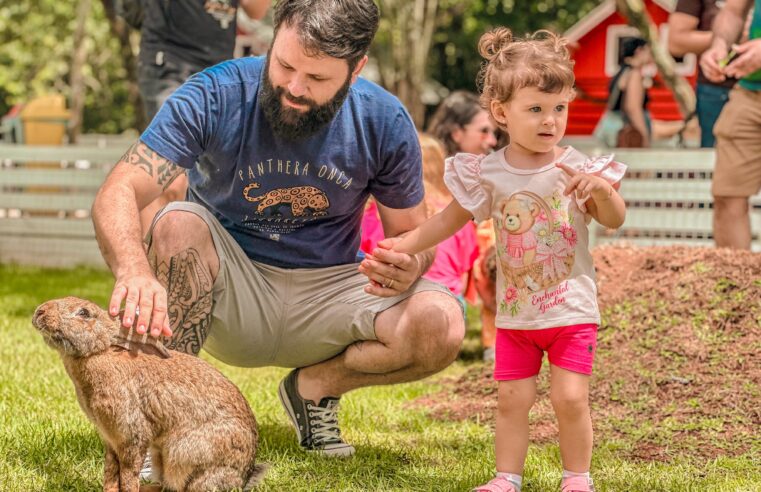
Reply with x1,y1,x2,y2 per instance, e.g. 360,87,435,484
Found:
493,324,598,381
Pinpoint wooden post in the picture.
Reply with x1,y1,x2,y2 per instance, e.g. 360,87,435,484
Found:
616,0,696,118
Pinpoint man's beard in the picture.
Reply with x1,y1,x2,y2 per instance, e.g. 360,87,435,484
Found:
260,57,352,141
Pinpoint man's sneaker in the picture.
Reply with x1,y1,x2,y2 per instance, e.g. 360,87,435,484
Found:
278,369,355,457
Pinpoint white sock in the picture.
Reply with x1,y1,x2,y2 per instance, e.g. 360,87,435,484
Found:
562,470,591,480
496,472,522,490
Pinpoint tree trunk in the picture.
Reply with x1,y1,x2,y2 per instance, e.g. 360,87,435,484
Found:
616,0,696,118
100,0,146,130
68,0,92,144
378,0,439,127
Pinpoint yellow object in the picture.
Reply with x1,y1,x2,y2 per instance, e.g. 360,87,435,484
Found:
20,95,70,145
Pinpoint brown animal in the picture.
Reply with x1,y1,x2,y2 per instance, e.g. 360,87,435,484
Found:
32,297,266,492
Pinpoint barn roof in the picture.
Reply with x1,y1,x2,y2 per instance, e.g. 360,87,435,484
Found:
564,0,676,43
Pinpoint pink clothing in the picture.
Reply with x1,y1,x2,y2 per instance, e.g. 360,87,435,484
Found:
493,323,598,380
360,200,478,296
360,200,385,254
505,230,538,267
422,221,478,296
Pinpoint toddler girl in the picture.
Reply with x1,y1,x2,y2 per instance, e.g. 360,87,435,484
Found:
363,28,626,492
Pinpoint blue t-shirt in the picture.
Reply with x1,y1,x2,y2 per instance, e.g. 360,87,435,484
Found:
141,56,424,268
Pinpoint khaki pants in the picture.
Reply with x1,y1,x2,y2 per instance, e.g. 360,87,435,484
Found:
150,201,454,368
712,86,761,198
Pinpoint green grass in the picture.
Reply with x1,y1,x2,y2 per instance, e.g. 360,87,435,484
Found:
1,265,759,491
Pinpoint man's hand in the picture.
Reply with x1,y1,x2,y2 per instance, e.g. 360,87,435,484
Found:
109,270,172,338
557,163,614,204
701,42,730,82
358,237,422,298
723,39,761,79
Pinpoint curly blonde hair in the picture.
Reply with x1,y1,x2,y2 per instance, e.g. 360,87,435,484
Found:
477,28,576,128
418,133,450,213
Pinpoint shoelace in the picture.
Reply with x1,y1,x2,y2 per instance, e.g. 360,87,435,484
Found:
139,454,152,477
307,402,342,446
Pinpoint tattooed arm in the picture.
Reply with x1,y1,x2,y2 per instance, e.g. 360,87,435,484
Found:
92,140,185,339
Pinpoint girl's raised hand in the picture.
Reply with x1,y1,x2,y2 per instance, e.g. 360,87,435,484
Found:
556,162,613,204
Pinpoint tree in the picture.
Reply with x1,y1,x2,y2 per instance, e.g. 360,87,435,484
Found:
0,0,139,135
68,0,92,143
375,0,440,127
428,0,601,108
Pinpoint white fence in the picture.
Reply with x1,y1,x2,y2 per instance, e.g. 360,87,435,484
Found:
0,144,122,267
589,149,761,251
1,145,760,269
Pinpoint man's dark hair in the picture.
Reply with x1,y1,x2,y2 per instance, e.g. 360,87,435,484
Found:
619,37,648,65
273,0,380,71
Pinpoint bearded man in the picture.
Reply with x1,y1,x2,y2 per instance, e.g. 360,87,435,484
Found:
92,0,464,462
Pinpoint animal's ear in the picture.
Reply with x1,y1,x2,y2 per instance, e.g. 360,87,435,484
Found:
529,202,541,217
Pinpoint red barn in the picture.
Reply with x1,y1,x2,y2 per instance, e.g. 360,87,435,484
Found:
564,0,698,135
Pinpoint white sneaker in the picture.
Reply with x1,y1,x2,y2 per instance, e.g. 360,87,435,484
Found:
139,453,153,482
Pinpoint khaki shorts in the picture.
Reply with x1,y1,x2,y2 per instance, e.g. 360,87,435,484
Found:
712,86,761,197
150,202,454,368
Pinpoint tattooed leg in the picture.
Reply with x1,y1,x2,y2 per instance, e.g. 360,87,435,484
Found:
154,249,213,355
148,211,220,356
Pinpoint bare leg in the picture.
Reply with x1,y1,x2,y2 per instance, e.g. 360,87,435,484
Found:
480,305,497,350
297,291,465,401
103,446,120,492
149,210,219,355
713,196,751,249
495,377,537,474
550,365,592,473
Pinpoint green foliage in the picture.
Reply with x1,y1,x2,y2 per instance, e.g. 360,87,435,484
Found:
429,0,601,94
0,0,605,135
0,0,136,134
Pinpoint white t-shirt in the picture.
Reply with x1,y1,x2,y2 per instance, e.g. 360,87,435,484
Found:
444,146,627,330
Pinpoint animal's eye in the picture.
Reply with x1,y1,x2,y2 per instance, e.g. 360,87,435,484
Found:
76,307,91,318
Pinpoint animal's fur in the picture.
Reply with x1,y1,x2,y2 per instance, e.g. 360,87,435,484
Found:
32,297,265,491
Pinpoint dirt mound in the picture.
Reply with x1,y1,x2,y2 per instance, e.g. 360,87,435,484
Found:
414,245,761,461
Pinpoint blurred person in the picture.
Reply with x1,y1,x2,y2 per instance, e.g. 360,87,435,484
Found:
608,37,654,147
669,0,736,147
136,0,271,234
360,134,479,308
701,0,761,249
427,90,498,156
427,90,500,361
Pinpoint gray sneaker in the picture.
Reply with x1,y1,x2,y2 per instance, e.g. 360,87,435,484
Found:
278,369,355,457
